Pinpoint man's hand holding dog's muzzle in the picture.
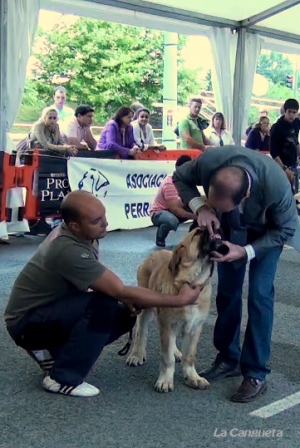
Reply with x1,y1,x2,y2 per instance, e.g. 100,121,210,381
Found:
210,241,247,263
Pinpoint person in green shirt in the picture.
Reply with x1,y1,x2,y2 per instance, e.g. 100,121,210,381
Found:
179,98,211,150
4,190,201,398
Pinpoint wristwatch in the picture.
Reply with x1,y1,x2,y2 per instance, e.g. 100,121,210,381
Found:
282,165,288,171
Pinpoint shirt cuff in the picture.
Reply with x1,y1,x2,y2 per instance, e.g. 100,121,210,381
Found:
188,197,205,214
244,244,255,261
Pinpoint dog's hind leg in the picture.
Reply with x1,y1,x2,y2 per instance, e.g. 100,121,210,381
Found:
181,324,210,390
126,309,153,367
154,321,177,393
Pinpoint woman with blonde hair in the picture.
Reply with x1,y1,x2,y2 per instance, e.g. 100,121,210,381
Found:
28,107,78,157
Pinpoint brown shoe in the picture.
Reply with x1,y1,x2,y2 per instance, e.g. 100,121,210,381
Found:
231,378,267,403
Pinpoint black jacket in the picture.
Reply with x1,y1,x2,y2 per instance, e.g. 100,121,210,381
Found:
270,116,300,167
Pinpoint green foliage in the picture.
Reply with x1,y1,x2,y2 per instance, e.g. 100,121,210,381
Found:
29,19,201,123
257,51,293,86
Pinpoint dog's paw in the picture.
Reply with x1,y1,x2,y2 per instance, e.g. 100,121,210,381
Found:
184,375,210,390
126,353,146,367
154,380,174,393
174,348,182,363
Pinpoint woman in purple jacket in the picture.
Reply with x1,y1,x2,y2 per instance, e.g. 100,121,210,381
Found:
97,106,140,158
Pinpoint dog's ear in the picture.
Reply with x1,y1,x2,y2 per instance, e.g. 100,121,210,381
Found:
168,244,184,276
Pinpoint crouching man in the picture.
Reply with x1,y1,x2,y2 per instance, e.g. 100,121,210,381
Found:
150,155,197,247
4,190,200,398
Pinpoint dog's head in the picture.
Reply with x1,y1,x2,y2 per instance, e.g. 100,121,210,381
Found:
168,227,215,286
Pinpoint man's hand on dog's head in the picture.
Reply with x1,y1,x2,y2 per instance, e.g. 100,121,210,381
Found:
178,283,202,306
197,205,220,238
210,242,247,263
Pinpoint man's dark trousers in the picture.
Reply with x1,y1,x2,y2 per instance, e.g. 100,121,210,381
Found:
8,292,136,386
214,245,282,381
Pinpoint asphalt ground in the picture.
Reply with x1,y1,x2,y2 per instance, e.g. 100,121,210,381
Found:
1,224,300,448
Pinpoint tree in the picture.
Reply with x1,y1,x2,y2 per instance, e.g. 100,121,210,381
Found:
30,18,201,122
256,50,293,87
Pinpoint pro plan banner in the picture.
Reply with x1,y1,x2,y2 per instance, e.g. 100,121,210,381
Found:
67,158,176,231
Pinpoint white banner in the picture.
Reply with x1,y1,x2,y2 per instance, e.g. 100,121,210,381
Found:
67,158,177,231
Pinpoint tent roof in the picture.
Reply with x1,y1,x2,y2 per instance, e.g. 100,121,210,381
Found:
41,0,300,52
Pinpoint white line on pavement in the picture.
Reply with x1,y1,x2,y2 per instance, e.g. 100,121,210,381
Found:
249,391,300,418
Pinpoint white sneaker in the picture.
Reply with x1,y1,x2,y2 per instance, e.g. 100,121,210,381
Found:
43,376,100,397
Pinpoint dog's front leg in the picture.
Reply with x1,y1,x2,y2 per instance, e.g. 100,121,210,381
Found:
126,308,153,367
181,324,210,390
155,321,177,393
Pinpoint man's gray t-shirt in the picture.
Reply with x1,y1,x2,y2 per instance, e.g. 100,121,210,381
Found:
4,224,106,326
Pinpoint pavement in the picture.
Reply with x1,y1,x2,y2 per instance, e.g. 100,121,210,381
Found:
1,224,300,448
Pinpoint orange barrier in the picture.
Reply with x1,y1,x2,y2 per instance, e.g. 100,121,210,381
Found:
0,149,202,228
19,152,40,220
0,152,39,223
0,153,18,222
134,149,202,160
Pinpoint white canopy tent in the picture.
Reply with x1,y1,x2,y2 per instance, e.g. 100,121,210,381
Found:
1,0,300,239
1,0,300,152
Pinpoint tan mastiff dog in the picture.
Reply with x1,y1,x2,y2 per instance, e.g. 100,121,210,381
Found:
127,228,217,393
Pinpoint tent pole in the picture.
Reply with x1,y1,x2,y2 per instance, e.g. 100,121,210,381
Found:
0,0,7,152
232,28,246,145
162,32,178,149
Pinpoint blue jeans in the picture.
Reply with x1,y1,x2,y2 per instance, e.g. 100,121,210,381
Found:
214,245,282,381
151,211,181,231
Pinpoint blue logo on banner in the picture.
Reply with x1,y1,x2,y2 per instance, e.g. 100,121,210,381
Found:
78,168,110,197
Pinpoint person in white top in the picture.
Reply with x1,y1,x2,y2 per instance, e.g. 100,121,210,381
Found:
206,112,235,147
41,86,75,132
132,108,166,151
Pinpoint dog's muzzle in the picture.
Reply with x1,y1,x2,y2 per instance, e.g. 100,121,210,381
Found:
209,239,229,256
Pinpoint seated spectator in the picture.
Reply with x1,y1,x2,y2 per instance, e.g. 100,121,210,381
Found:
178,98,211,150
245,116,270,152
41,86,75,132
4,190,200,397
150,155,197,247
131,102,145,120
245,108,268,137
132,108,166,151
206,112,235,147
28,107,78,157
97,106,140,158
65,105,97,150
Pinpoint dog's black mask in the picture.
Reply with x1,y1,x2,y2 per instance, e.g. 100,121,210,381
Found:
195,227,229,257
208,239,229,256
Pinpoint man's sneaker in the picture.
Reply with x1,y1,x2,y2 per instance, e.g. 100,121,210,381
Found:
27,350,54,372
43,375,100,397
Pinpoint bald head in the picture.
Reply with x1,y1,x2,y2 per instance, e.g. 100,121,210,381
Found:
60,190,107,240
61,190,103,224
209,166,249,207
